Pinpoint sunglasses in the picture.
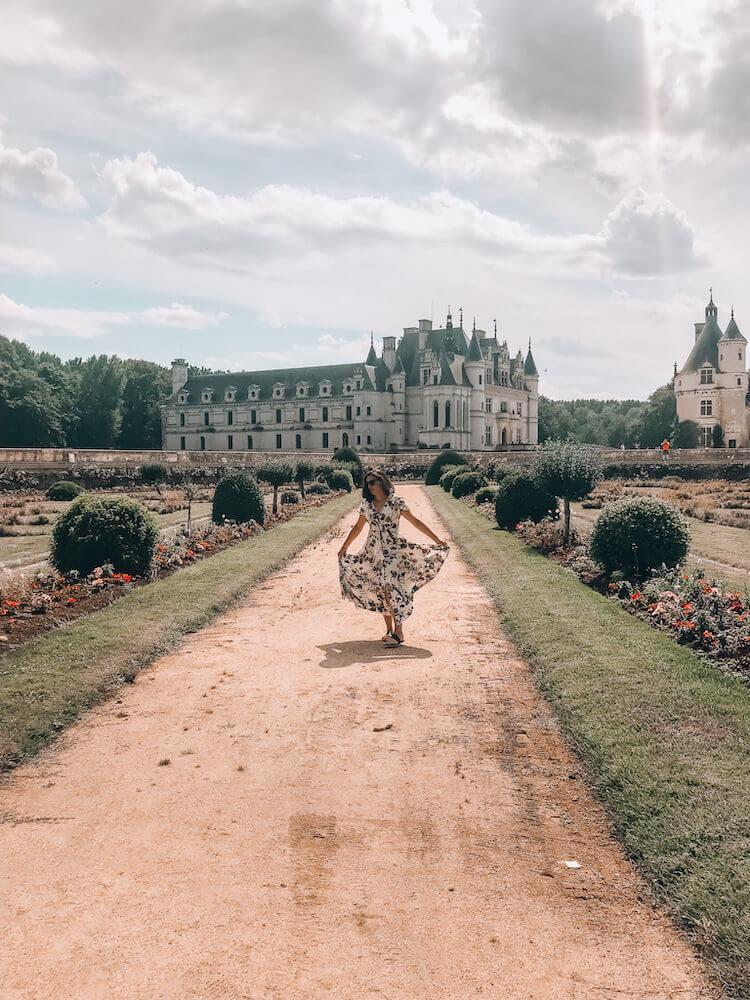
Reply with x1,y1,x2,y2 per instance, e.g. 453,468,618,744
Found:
365,478,381,487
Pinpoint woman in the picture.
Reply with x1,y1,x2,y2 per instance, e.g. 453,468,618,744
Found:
337,469,449,646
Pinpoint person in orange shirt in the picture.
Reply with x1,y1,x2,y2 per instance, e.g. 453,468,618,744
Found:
661,438,670,457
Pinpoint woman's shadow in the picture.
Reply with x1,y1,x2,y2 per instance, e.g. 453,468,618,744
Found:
317,640,433,670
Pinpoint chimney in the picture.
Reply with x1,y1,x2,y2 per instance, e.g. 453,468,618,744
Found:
418,318,432,350
382,336,396,370
475,328,486,339
172,358,188,394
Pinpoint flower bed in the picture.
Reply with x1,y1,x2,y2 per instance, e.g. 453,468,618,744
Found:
0,490,345,649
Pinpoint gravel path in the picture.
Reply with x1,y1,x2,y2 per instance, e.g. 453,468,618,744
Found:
0,485,711,999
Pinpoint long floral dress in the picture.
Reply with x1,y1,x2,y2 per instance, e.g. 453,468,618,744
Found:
339,494,449,624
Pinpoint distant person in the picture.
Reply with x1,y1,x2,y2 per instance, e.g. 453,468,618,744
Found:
337,469,448,647
620,443,625,451
661,439,670,459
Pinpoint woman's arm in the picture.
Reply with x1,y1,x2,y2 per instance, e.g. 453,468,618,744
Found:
337,513,367,559
401,509,446,547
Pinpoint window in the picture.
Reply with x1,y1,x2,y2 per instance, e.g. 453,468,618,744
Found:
227,410,233,426
204,411,210,425
356,380,361,390
366,405,371,416
180,412,185,427
729,439,737,448
180,436,186,450
500,401,507,413
367,435,371,444
485,425,491,445
275,408,282,424
250,408,257,424
345,404,352,420
295,434,302,449
738,378,743,387
433,374,438,385
356,406,361,416
518,403,522,416
345,383,352,393
322,432,329,448
247,435,253,449
433,400,439,427
356,435,361,445
485,398,492,413
701,426,712,447
700,367,713,384
740,351,743,360
322,405,328,422
299,407,305,423
479,374,483,385
276,433,282,449
200,436,206,451
445,402,451,427
423,369,431,385
342,432,349,447
700,399,713,416
227,434,233,450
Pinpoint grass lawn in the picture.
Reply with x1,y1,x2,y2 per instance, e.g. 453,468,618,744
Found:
0,491,357,773
429,487,750,998
571,502,750,592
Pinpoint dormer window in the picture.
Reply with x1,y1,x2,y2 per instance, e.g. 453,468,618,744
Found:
319,379,332,396
273,382,285,398
178,392,189,404
201,388,213,403
344,382,353,394
248,384,260,400
224,387,236,402
296,382,309,398
700,367,713,385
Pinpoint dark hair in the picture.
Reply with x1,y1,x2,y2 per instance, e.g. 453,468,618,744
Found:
362,468,394,501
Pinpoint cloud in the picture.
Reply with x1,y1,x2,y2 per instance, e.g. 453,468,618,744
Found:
97,151,703,279
0,294,228,339
0,137,85,209
0,242,55,274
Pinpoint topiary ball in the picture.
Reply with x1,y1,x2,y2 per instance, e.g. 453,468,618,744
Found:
425,449,468,485
475,485,499,505
495,473,559,530
331,459,362,487
590,496,689,579
46,480,83,501
307,481,331,495
212,472,265,525
452,469,485,498
50,494,158,576
439,466,464,491
326,468,354,492
139,463,168,485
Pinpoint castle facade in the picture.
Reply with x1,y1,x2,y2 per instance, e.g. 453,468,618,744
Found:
162,312,539,453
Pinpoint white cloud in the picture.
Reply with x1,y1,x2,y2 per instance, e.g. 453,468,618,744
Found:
0,294,228,339
0,242,55,274
0,137,85,209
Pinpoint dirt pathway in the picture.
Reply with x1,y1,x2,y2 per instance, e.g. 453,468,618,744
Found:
0,485,711,999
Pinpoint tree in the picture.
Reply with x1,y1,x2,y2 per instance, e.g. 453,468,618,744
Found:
257,461,296,514
637,383,676,449
295,460,315,500
673,419,699,449
73,355,123,448
712,423,724,448
534,440,603,546
0,362,66,446
119,361,171,449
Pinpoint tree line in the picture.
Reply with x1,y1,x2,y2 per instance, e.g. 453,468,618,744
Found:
1,334,681,449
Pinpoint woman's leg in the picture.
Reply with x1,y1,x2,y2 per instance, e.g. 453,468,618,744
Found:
382,613,394,638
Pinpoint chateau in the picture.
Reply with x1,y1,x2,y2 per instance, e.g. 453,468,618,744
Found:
162,312,539,453
675,293,747,447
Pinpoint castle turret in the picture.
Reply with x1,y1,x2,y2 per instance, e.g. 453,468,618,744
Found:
718,309,746,374
171,358,188,395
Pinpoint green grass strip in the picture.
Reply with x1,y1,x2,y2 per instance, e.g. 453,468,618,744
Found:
0,493,357,772
428,487,750,999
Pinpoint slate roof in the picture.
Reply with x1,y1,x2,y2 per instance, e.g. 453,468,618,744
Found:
466,331,483,362
524,347,539,377
168,362,367,402
721,313,746,342
682,314,723,373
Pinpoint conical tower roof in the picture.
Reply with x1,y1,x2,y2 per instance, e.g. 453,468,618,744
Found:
682,312,723,372
365,334,378,366
391,353,405,375
466,330,483,362
721,310,746,342
438,352,457,385
524,341,539,377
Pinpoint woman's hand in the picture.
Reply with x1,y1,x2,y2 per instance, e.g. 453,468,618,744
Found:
337,544,348,560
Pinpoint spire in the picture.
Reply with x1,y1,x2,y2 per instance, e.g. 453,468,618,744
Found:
459,306,463,328
493,318,497,336
523,344,538,377
446,306,453,330
466,330,483,363
472,316,476,333
365,332,378,366
706,288,717,320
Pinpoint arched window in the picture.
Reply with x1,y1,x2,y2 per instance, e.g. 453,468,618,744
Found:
342,432,349,447
295,434,302,449
433,400,439,427
200,436,206,451
445,402,451,427
247,435,253,450
501,428,507,445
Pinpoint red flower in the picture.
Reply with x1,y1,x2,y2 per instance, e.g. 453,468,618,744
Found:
67,597,77,605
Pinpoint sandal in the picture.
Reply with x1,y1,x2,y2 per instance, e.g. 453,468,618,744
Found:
384,631,403,646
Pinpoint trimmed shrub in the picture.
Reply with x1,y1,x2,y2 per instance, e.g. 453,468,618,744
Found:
439,466,464,491
257,461,296,514
489,463,513,483
212,472,265,525
452,469,485,498
281,489,300,505
307,481,331,495
475,485,499,505
46,480,83,501
495,473,559,530
534,440,603,545
590,497,690,579
139,463,168,485
332,459,363,487
295,460,315,499
327,468,354,492
425,449,468,485
50,495,158,576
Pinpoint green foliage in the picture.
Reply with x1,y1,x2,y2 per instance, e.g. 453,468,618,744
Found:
486,462,513,482
451,469,485,498
534,441,603,501
280,489,300,504
538,394,645,447
139,463,168,484
425,449,468,485
332,447,361,468
50,494,158,576
590,497,690,579
475,485,499,504
257,460,296,514
637,383,677,449
118,361,172,449
295,459,315,499
673,419,699,449
46,480,84,500
332,459,363,487
212,472,265,525
326,467,354,492
72,355,124,448
495,473,559,530
439,466,464,491
307,481,331,495
712,423,724,448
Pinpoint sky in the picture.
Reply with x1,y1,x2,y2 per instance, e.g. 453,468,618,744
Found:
0,0,747,400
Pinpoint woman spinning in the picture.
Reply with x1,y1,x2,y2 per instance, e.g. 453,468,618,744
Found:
338,469,449,647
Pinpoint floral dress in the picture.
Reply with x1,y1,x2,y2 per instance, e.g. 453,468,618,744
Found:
339,494,449,624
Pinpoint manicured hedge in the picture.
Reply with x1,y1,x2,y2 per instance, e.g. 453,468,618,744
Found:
50,495,158,576
212,472,265,525
425,450,468,485
495,473,558,530
590,497,690,579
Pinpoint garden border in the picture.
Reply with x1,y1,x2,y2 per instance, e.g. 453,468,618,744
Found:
427,485,750,998
0,491,358,773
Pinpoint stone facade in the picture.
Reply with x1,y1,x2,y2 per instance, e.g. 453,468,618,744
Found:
161,313,539,453
675,293,748,448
